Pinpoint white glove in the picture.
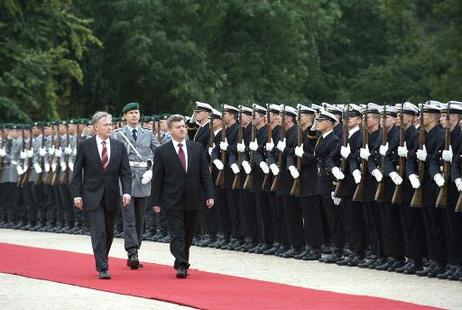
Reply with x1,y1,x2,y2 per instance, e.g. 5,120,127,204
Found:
34,163,42,174
266,138,274,152
409,174,420,189
397,142,408,158
60,161,67,171
259,162,269,174
68,161,74,171
17,166,24,175
20,151,27,159
39,147,47,157
389,171,403,185
231,163,240,174
295,145,304,158
352,169,361,184
26,149,33,158
0,148,5,157
276,138,286,152
44,163,50,172
242,160,251,174
371,168,383,182
360,145,370,160
249,140,258,151
455,178,462,192
289,165,299,179
219,139,228,151
340,144,351,159
237,142,246,153
379,142,389,156
64,146,72,155
213,159,224,170
72,148,77,156
51,162,57,172
55,149,62,157
442,146,453,162
48,146,55,155
434,173,445,187
331,192,341,206
331,167,345,180
208,146,214,157
141,170,153,184
270,163,280,176
416,145,427,162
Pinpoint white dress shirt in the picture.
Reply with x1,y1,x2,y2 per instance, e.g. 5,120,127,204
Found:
348,126,360,139
96,135,111,163
172,139,188,172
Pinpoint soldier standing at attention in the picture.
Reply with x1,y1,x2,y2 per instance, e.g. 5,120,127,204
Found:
113,102,160,269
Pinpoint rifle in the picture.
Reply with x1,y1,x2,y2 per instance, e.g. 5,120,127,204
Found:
0,127,4,179
17,128,26,187
271,104,286,192
19,127,33,186
207,115,215,169
436,103,451,208
261,104,273,191
243,105,256,190
44,126,55,185
290,105,303,196
215,104,226,187
35,126,46,185
51,126,62,186
353,105,368,201
334,104,349,197
62,124,71,185
375,105,388,202
391,103,405,204
232,105,244,190
410,104,425,208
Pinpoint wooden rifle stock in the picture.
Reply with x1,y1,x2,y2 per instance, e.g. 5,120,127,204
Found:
392,104,405,204
35,127,46,185
374,106,388,202
17,129,26,187
290,106,303,196
232,106,244,190
215,105,226,187
261,104,273,191
62,126,71,185
19,129,34,186
410,107,425,208
334,105,349,198
44,128,55,185
244,106,256,191
0,128,4,179
353,111,368,202
271,104,286,192
436,106,451,208
51,130,61,186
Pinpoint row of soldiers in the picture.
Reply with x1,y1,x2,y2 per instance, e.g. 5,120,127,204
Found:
1,100,462,281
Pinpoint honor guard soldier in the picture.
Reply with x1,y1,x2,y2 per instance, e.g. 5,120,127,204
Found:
113,102,160,269
322,103,343,140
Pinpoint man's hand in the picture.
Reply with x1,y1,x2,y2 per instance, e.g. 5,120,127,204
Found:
74,197,83,210
206,198,214,209
153,206,161,213
122,194,131,207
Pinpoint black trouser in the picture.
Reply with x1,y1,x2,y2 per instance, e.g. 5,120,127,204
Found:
442,205,462,264
240,190,257,241
301,196,324,249
281,195,304,248
14,186,26,224
268,191,288,245
422,206,447,262
320,195,345,251
255,191,273,244
224,188,242,240
34,184,47,225
399,204,427,260
58,184,74,226
213,186,227,237
86,206,116,271
21,182,36,225
362,201,384,256
5,183,18,223
201,195,217,237
144,203,157,233
157,207,168,235
379,202,404,258
44,184,58,225
343,198,366,256
123,197,147,253
166,209,198,269
0,183,6,222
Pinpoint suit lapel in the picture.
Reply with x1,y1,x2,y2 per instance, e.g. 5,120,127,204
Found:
186,140,193,174
109,137,117,168
168,141,186,174
90,136,104,172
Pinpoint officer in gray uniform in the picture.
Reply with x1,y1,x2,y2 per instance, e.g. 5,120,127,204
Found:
113,102,160,269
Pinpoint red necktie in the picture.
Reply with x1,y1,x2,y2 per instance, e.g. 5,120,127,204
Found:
178,143,186,171
101,141,109,172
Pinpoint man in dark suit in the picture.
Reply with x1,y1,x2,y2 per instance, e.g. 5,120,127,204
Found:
72,111,132,279
151,114,215,278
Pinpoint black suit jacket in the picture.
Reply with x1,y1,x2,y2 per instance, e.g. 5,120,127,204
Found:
194,122,211,150
71,136,132,212
151,140,215,211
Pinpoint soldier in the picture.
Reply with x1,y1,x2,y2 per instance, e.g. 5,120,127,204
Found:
113,102,159,269
2,124,21,227
406,101,446,276
323,103,343,140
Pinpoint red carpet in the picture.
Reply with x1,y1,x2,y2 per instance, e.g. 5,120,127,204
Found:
0,242,439,309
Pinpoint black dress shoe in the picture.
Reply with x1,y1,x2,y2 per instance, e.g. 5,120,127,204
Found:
437,265,456,279
347,256,364,267
447,266,462,280
127,253,140,270
428,262,445,278
336,256,353,266
160,235,172,243
230,240,244,251
303,249,321,261
248,243,263,253
375,258,394,271
99,270,111,279
358,256,377,268
388,259,405,272
320,253,342,264
275,245,290,257
176,266,188,279
294,247,310,260
403,260,423,275
369,257,387,269
416,261,436,277
263,244,280,255
320,244,331,255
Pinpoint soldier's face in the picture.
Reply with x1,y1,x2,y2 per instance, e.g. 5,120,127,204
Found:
68,124,77,134
384,115,395,128
366,115,379,129
315,119,331,132
58,124,66,135
347,116,361,129
94,117,113,139
212,118,222,128
124,110,140,125
241,114,251,126
169,120,186,141
194,110,208,122
160,120,168,131
423,113,438,127
44,127,52,136
269,112,280,125
32,127,40,136
253,113,264,126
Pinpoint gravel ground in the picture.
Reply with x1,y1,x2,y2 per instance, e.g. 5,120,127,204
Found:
1,229,460,309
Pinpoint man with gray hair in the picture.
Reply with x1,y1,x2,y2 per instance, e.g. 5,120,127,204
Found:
72,111,132,279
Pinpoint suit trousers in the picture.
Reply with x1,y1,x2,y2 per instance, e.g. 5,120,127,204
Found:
255,191,273,244
268,192,288,245
166,209,198,269
378,202,404,258
343,198,366,256
213,186,227,237
362,201,384,257
123,197,147,253
240,190,257,240
422,206,447,262
281,195,304,248
399,204,427,260
86,206,116,271
320,195,345,252
301,196,324,249
58,184,74,225
442,205,462,264
224,189,242,240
